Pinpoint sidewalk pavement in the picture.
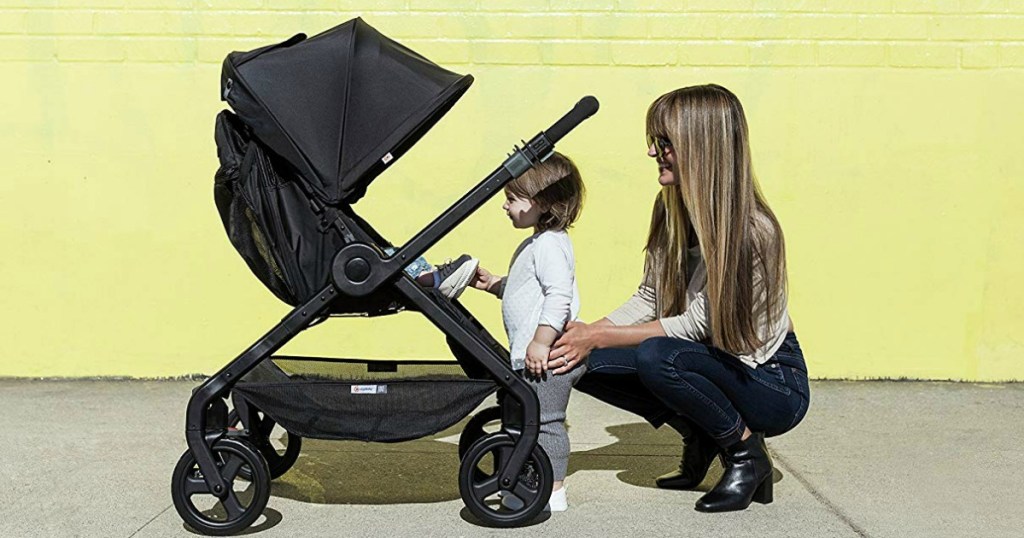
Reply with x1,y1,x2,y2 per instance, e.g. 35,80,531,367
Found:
0,379,1020,537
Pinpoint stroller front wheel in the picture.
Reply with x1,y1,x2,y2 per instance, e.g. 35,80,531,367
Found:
171,438,271,536
458,433,553,527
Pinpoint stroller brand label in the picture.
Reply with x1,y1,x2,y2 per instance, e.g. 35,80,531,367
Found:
351,384,388,395
382,152,393,164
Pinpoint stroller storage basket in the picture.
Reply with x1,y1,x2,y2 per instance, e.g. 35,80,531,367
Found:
233,357,497,443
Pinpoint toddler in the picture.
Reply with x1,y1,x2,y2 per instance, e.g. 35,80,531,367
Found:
472,152,586,512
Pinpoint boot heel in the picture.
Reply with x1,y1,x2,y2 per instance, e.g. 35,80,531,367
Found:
753,476,773,505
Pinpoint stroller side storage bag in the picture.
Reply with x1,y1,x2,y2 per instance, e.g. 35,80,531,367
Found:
213,110,405,315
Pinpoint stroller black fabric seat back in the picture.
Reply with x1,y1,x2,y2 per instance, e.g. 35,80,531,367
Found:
171,17,599,535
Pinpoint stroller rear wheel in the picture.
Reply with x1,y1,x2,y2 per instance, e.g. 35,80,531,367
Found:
458,406,502,460
458,433,552,527
227,409,302,480
171,438,271,536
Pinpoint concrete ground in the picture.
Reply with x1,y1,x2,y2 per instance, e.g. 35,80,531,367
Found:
0,379,1021,537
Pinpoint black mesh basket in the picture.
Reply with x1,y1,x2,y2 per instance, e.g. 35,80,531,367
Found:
232,357,497,443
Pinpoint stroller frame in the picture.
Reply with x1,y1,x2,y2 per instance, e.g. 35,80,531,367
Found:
179,98,598,533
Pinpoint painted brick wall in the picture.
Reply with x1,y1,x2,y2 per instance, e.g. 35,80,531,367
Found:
3,3,1023,380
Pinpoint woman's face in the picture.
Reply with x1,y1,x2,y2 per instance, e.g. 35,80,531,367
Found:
648,136,678,186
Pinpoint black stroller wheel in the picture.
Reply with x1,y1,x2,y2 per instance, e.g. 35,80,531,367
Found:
171,438,271,536
458,433,553,527
458,406,502,460
228,410,302,480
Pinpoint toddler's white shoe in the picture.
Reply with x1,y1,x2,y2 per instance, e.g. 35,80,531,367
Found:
433,254,478,300
547,486,568,512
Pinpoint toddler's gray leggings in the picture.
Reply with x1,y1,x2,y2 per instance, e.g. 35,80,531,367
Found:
524,363,586,481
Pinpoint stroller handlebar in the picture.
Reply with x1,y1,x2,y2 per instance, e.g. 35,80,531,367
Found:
543,95,599,145
505,96,600,178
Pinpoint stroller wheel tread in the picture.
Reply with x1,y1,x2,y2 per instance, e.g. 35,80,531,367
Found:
459,432,553,527
458,406,502,460
171,438,271,536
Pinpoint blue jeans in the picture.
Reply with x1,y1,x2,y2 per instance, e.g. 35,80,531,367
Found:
576,333,810,447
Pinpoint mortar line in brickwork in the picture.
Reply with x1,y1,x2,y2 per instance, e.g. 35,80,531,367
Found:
19,34,1024,46
10,57,1023,70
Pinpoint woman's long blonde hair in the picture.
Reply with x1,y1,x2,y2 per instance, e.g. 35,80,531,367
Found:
645,84,787,355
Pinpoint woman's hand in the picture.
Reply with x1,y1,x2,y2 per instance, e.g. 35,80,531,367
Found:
548,321,601,375
525,340,550,378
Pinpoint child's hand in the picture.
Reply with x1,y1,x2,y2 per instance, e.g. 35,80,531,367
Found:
472,266,501,294
525,340,550,378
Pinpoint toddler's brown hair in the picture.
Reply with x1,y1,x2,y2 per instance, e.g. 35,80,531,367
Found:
505,151,585,232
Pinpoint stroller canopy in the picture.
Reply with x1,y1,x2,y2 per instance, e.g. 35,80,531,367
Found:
221,18,473,205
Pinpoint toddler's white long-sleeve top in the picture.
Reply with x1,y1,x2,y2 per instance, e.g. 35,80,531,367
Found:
499,230,580,371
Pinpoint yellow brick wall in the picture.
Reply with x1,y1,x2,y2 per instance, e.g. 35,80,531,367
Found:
2,1,1023,380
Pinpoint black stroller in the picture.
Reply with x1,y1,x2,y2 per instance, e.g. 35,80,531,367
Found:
169,18,598,535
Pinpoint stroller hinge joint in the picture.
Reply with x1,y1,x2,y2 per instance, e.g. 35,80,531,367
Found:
332,243,386,296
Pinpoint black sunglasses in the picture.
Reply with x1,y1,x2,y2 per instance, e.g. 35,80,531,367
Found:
647,135,672,160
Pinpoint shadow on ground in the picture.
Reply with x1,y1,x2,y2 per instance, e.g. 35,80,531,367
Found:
268,419,782,506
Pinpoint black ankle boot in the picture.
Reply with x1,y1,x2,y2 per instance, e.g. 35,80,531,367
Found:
655,430,721,490
695,433,773,512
